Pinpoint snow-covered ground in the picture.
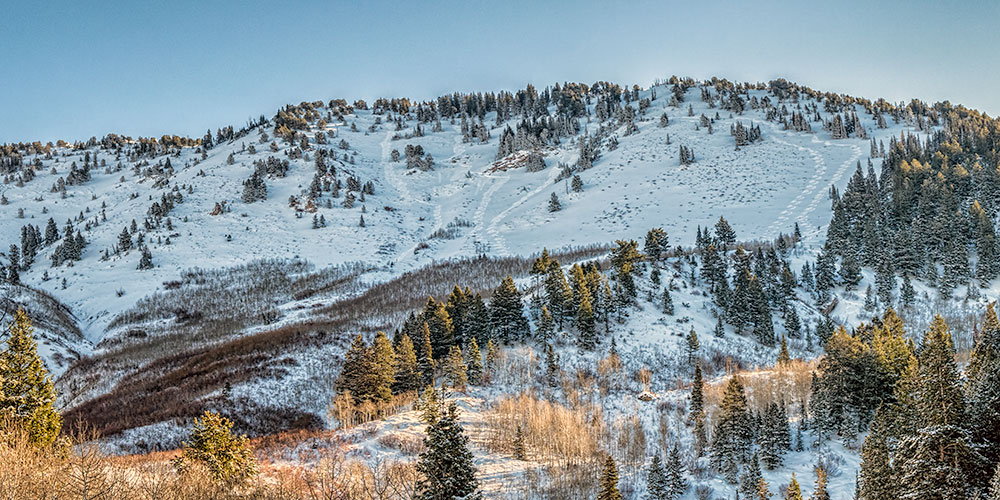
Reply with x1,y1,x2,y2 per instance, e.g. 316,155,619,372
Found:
0,80,953,498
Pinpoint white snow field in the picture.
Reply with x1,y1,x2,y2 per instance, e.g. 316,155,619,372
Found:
0,79,948,498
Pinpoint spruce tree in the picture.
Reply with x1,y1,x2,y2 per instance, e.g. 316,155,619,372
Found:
685,327,699,364
419,324,436,386
444,345,468,391
537,306,555,344
416,403,481,500
543,343,559,387
812,465,830,500
512,424,527,460
784,474,803,500
896,316,986,499
690,362,704,420
173,410,258,486
369,331,396,402
647,454,668,500
465,337,483,386
777,335,791,365
990,465,1000,500
739,453,764,500
335,334,367,398
0,309,61,446
714,315,725,337
393,333,421,394
489,276,529,343
576,290,597,349
597,455,623,500
968,302,1000,468
423,297,455,359
711,376,753,478
485,339,499,382
662,287,674,315
858,407,896,500
665,444,688,498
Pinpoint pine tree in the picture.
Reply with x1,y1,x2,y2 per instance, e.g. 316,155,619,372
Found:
685,327,699,364
489,276,529,343
173,410,258,486
739,453,764,500
576,289,597,349
485,339,499,381
662,287,674,315
597,455,623,500
548,192,562,212
465,337,483,385
416,403,481,500
777,335,791,365
647,455,668,500
714,315,725,337
393,333,421,394
665,444,688,498
896,316,986,499
784,306,801,338
690,362,705,420
536,306,555,344
784,474,803,500
858,407,896,500
419,324,436,387
0,309,61,446
369,331,396,402
444,345,468,391
756,477,772,500
759,401,789,469
423,297,454,359
419,384,440,425
968,302,1000,468
812,465,831,500
544,343,559,387
712,376,753,477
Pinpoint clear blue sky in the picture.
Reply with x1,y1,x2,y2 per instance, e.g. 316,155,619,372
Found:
3,0,998,144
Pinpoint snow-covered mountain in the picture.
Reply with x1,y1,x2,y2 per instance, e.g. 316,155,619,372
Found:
2,77,979,498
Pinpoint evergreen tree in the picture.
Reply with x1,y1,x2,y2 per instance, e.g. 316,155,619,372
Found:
858,407,895,500
784,474,803,500
423,297,455,359
784,306,801,339
443,345,468,391
173,410,258,486
416,403,482,500
485,339,500,381
896,316,986,499
990,465,1000,500
465,337,483,386
662,287,674,315
419,384,441,425
597,455,623,500
644,227,669,263
665,444,688,498
715,216,736,249
489,276,529,343
393,333,421,393
647,455,668,500
812,465,830,500
419,324,436,386
0,309,61,446
739,453,764,500
714,315,725,338
968,302,1000,468
690,362,705,420
685,327,699,364
548,192,562,212
537,306,555,344
335,334,367,397
759,401,790,469
712,376,753,477
777,335,791,365
576,289,597,349
369,331,396,402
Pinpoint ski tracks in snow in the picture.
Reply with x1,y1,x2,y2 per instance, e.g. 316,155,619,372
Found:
764,124,861,241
